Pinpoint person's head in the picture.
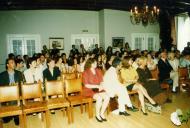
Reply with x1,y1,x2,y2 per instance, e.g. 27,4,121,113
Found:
95,44,98,48
27,57,37,69
8,53,15,59
168,52,175,60
138,57,148,67
47,58,55,69
43,45,47,50
6,58,15,70
84,58,97,70
72,45,75,49
122,56,133,69
80,44,84,48
112,57,122,69
73,58,78,65
125,42,129,48
187,42,190,47
15,59,24,69
55,56,62,64
52,43,57,49
147,54,153,60
160,51,167,59
40,54,45,63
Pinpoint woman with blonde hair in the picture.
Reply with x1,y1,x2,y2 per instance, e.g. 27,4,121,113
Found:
120,56,158,115
136,57,164,100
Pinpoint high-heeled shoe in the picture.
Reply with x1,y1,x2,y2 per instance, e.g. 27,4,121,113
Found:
100,116,107,121
151,103,159,107
141,109,148,115
95,116,103,122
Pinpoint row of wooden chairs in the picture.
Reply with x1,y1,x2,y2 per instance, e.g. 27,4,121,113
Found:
0,73,93,128
150,67,190,92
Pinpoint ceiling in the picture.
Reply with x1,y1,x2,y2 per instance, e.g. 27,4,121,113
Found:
0,0,190,15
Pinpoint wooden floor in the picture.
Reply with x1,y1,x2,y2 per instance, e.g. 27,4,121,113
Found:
2,92,190,128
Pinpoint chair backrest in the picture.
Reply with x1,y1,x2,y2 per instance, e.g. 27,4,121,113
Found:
178,67,189,79
21,83,43,103
45,80,65,99
0,85,20,104
62,73,77,80
150,67,159,79
64,78,82,96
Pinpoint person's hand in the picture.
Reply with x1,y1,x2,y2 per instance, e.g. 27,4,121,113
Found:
98,85,104,91
149,78,156,81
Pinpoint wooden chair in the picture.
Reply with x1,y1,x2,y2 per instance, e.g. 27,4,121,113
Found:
64,78,93,123
21,83,50,128
150,68,170,90
45,80,71,124
0,85,23,128
62,73,78,80
178,67,190,91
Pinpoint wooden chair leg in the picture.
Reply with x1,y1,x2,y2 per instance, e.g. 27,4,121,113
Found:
66,107,71,124
88,101,93,118
70,106,74,123
45,111,50,128
80,104,83,114
0,119,3,128
19,115,24,128
107,103,110,115
23,114,27,128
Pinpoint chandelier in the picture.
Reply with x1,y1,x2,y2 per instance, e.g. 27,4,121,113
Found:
130,3,160,27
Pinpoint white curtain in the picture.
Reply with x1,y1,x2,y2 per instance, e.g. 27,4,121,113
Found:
176,16,190,52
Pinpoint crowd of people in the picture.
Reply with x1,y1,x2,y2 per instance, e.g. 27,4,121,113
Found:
0,42,190,125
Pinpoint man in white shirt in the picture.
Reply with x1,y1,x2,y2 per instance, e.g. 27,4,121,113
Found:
103,57,135,116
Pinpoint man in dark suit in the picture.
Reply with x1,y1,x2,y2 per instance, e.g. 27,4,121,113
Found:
158,51,173,82
70,44,79,57
158,51,173,102
0,58,23,125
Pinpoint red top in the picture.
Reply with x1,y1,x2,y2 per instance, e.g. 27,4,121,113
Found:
82,68,104,97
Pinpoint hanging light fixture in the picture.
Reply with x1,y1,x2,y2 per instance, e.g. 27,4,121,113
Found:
130,1,160,27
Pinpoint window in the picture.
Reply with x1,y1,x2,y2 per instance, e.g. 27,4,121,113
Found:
7,34,41,57
71,34,99,51
131,33,159,51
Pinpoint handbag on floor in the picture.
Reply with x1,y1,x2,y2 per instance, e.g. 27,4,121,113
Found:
145,103,161,114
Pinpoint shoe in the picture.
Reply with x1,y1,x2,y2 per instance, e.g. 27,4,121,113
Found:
166,98,172,103
119,111,130,116
51,110,55,114
95,116,103,122
100,116,107,121
141,109,148,116
128,106,139,112
151,103,159,107
171,91,177,93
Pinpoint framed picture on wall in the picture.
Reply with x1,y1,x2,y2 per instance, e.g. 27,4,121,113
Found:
49,37,64,49
112,37,125,48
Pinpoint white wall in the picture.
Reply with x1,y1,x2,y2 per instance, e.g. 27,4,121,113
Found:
103,9,160,49
0,9,160,72
0,10,99,71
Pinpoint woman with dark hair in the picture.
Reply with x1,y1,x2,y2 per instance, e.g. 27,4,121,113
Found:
120,56,158,115
43,58,61,81
82,58,110,122
106,46,113,58
24,57,43,83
